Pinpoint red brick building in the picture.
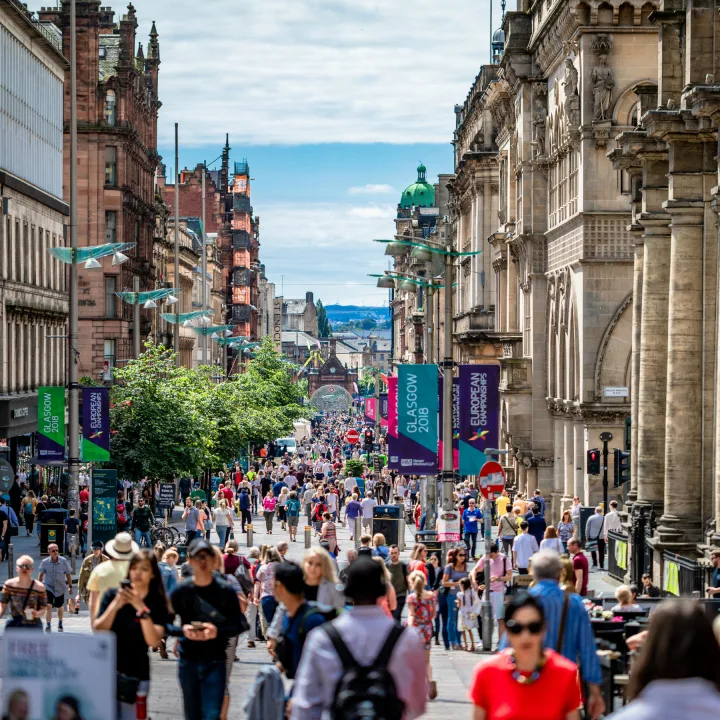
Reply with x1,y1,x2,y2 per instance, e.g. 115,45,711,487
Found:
160,143,262,350
38,1,161,379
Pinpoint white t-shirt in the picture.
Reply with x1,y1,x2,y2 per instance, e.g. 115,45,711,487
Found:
512,533,539,569
344,477,356,493
361,497,377,518
323,463,333,477
326,494,338,512
396,484,406,498
285,475,298,489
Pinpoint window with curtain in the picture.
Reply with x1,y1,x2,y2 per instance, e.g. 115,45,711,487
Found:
105,146,117,186
105,90,116,126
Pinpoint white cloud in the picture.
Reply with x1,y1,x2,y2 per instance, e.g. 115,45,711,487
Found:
49,0,500,146
258,201,396,305
348,184,396,195
347,205,395,219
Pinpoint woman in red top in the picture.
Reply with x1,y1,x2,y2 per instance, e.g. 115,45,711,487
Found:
469,593,582,720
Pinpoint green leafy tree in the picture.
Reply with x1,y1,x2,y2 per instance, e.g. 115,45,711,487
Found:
360,317,377,330
316,299,333,338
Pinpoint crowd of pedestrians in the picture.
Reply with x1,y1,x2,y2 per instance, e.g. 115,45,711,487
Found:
8,411,720,720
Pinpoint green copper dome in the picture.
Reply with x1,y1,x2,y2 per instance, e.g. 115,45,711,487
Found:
400,163,435,209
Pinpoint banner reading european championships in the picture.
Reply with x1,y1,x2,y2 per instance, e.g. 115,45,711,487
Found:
459,364,500,476
37,386,65,462
391,364,438,474
364,397,377,427
82,387,110,462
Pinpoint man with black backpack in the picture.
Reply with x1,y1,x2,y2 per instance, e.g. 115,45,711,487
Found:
291,555,427,720
271,562,330,680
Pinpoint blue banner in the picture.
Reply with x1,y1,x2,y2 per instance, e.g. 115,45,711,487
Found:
396,364,438,475
459,365,500,476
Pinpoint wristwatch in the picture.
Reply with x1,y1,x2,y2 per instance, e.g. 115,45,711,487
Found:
136,606,151,619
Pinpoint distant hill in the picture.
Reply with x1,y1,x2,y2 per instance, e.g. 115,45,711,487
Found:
325,305,390,324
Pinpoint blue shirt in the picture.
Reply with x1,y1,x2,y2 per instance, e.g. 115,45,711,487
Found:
281,603,327,679
239,492,251,510
526,513,547,545
273,481,287,498
462,508,482,534
500,579,601,685
531,495,547,516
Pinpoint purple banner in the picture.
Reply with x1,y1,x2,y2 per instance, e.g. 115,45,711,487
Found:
82,387,110,462
459,365,500,476
379,393,388,429
364,397,376,427
388,364,438,475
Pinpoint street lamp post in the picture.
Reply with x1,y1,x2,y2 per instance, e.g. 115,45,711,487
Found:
68,0,79,512
201,166,207,365
174,123,180,366
372,236,480,539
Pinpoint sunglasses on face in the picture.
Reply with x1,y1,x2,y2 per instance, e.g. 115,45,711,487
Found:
49,550,58,554
506,619,544,635
457,553,466,557
17,564,32,571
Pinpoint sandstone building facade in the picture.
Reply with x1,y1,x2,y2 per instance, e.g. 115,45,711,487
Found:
447,0,660,520
37,1,161,380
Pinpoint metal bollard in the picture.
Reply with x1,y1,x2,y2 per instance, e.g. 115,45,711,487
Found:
71,545,77,574
304,525,312,549
354,517,362,549
7,543,13,577
398,518,406,552
247,524,253,548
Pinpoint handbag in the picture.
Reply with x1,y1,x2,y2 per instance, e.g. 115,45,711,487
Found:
117,673,140,704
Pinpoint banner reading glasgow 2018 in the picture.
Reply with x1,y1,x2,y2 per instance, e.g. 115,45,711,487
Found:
82,387,110,462
37,386,65,462
459,365,500,476
391,364,438,475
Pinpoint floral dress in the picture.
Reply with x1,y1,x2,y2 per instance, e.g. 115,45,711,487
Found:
406,591,437,647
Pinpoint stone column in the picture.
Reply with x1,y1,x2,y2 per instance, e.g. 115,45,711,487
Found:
658,201,705,541
635,150,670,509
573,421,585,503
517,464,527,496
563,418,573,502
628,234,643,503
507,250,518,332
553,417,565,509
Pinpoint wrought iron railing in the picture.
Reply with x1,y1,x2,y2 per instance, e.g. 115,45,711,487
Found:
607,530,628,583
662,550,708,597
7,0,63,54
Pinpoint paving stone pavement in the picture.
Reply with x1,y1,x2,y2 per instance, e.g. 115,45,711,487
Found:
0,505,619,718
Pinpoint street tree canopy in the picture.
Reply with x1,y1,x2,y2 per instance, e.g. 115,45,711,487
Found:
109,337,304,482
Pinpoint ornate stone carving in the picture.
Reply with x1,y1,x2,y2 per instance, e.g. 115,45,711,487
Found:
532,83,548,159
592,55,615,122
563,59,580,130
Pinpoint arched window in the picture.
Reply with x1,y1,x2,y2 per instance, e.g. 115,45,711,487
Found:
105,90,116,126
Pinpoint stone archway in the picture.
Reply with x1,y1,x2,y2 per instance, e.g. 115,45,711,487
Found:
309,384,353,412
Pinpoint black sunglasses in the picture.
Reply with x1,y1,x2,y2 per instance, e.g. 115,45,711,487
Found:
506,619,544,635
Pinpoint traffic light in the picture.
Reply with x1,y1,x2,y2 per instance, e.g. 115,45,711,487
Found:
587,448,601,475
364,429,374,449
613,448,630,487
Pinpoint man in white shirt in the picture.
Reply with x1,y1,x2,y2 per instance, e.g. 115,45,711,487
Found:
326,491,338,521
343,475,356,497
602,500,622,541
512,521,539,575
285,473,298,490
360,491,377,531
323,461,333,478
291,556,427,719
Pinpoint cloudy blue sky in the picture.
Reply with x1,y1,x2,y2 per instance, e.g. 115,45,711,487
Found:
68,0,505,305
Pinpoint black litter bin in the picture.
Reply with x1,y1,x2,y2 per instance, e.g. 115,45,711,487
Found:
415,530,442,563
40,509,66,555
579,506,595,546
373,505,401,546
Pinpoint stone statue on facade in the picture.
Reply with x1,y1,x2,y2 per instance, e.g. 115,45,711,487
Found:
563,59,580,129
592,54,614,121
532,85,547,158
